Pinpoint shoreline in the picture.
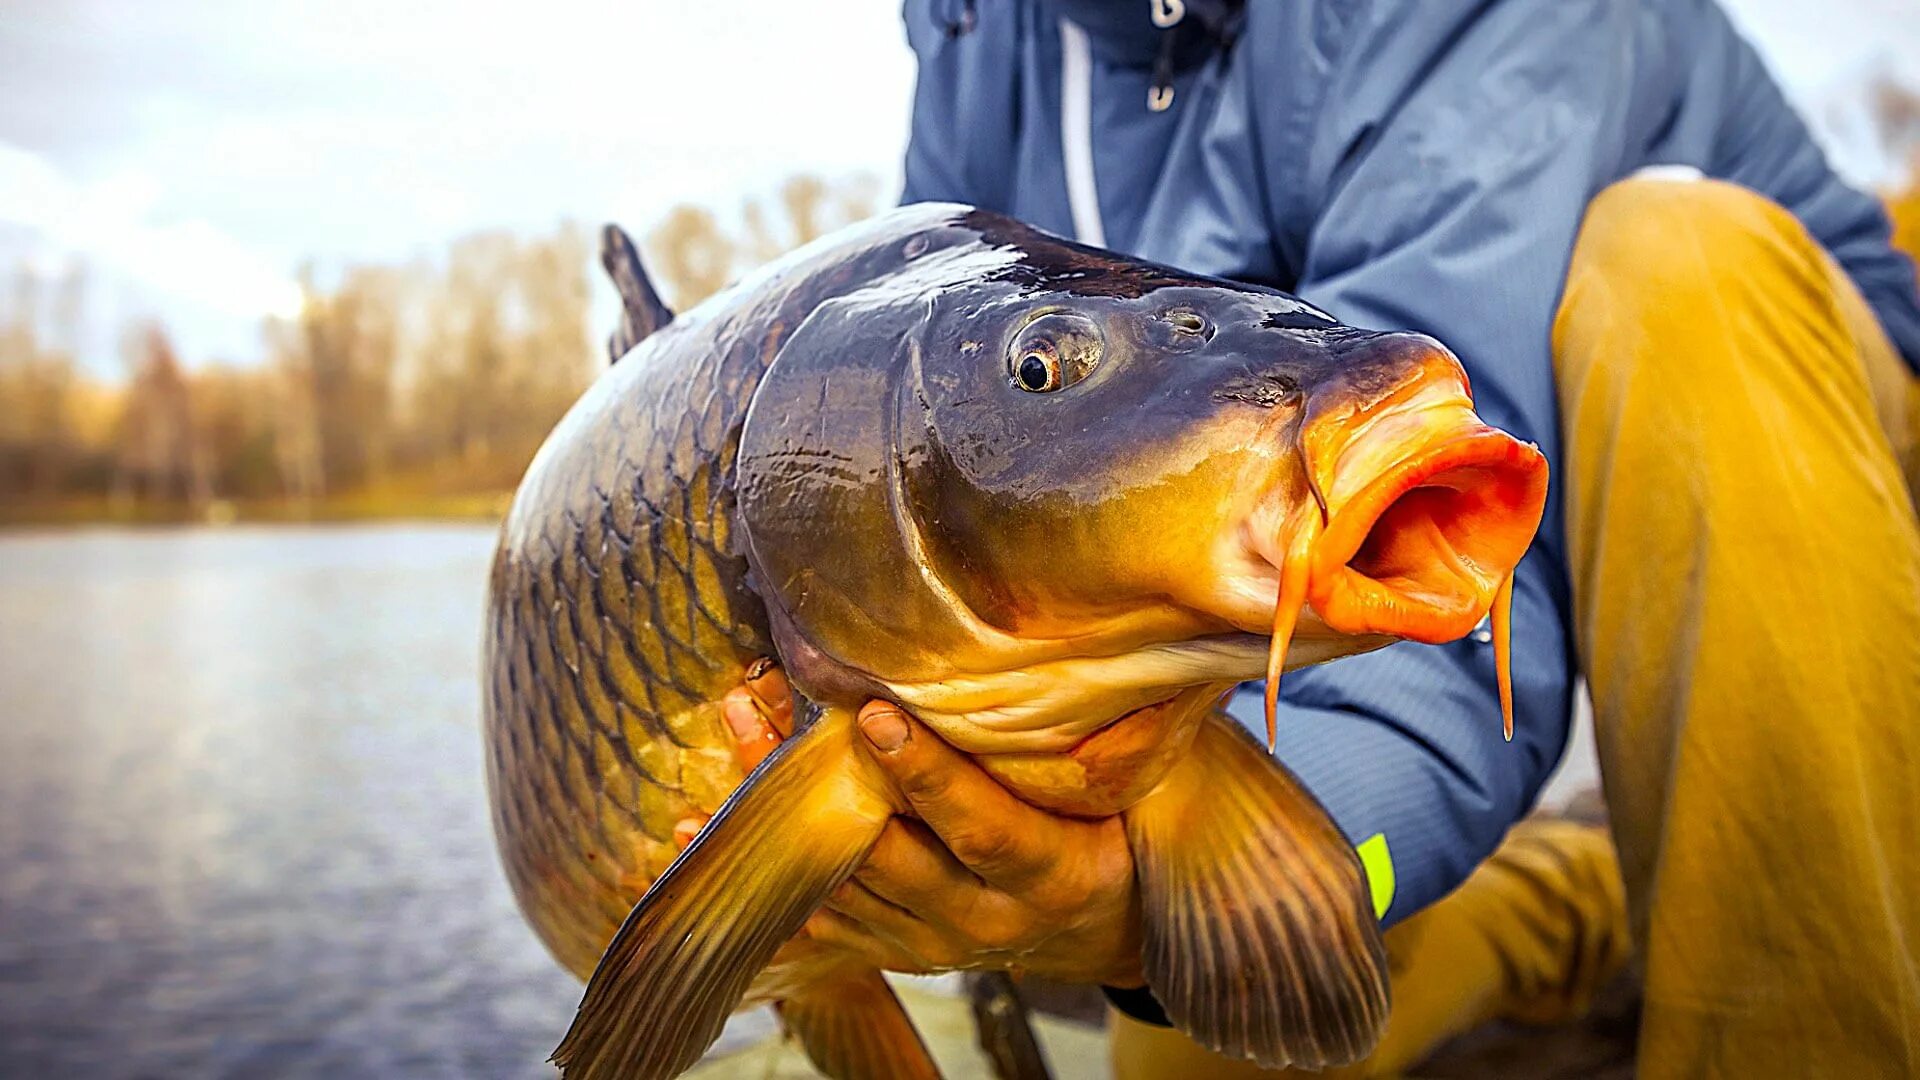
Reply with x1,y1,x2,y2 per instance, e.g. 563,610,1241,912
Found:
0,492,513,530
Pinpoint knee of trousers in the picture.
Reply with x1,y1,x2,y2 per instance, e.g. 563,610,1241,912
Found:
1553,175,1851,401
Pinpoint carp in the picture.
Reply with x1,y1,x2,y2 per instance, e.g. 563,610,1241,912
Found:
483,204,1548,1079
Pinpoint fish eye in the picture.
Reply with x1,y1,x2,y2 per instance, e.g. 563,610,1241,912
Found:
1015,349,1059,391
1008,312,1102,393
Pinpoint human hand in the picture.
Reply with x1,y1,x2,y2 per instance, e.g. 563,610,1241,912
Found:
680,660,1146,987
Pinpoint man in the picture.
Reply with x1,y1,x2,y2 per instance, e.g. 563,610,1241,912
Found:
707,1,1920,1074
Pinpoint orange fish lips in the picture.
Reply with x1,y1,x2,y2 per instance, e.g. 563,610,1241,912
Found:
1311,426,1546,645
1262,376,1549,750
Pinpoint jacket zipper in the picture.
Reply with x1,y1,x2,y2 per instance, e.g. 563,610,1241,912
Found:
1058,18,1108,248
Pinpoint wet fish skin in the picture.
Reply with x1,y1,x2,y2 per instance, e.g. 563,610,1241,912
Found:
487,203,1548,1079
485,216,917,982
486,204,1301,980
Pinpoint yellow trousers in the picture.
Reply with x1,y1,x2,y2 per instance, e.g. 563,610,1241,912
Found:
1114,178,1920,1077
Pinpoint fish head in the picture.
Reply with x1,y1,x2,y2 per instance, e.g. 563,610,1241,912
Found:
737,209,1546,757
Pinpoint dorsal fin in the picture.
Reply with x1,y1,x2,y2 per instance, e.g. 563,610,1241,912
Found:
599,223,675,363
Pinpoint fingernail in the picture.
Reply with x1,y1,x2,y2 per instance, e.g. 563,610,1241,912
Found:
723,695,761,740
746,664,789,703
859,708,909,752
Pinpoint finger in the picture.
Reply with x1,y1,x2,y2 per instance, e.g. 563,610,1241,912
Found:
822,876,921,934
816,885,963,973
743,658,795,736
800,908,933,973
855,819,1032,952
722,688,783,771
855,702,1062,890
671,815,708,852
854,817,989,918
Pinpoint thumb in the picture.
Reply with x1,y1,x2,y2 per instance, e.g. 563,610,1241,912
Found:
854,700,1049,885
854,701,958,806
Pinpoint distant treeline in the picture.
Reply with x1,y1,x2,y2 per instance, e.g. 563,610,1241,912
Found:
3,156,1914,526
0,175,875,523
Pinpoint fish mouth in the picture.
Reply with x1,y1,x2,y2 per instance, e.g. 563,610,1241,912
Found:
1258,370,1549,747
1309,426,1545,644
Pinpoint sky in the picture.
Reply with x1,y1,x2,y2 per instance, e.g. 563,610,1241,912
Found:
0,0,1914,374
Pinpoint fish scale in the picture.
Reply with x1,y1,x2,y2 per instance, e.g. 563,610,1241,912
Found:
484,225,908,983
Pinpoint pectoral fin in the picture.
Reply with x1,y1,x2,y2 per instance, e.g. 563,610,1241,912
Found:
552,707,891,1080
1122,712,1390,1069
780,969,942,1080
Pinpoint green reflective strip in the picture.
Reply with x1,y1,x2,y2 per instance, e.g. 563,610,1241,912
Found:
1356,833,1395,920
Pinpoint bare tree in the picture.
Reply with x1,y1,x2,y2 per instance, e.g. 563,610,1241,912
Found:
645,207,738,311
0,268,90,497
112,324,213,508
650,173,879,311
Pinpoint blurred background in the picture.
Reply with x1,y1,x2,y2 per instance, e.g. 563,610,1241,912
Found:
0,1,1915,1077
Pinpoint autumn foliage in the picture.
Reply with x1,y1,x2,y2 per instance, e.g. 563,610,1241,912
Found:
0,175,875,523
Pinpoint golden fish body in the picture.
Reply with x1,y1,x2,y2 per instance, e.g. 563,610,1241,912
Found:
485,205,1548,1079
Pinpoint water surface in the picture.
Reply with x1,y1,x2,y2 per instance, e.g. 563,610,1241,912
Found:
0,526,588,1078
0,524,1600,1078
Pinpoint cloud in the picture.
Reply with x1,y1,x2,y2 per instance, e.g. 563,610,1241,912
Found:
0,0,918,371
0,140,304,325
2,0,1910,371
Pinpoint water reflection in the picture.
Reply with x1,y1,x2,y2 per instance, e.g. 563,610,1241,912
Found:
0,526,585,1078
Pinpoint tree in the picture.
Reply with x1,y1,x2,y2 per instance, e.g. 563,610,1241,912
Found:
407,227,595,485
112,324,212,508
647,173,879,311
0,266,88,496
0,172,879,519
645,207,737,312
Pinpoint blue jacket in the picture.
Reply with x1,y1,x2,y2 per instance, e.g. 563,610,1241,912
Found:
900,0,1920,925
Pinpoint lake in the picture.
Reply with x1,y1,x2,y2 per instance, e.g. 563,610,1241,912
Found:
0,526,646,1078
0,524,1599,1079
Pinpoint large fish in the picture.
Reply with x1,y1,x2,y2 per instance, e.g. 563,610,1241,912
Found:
484,205,1548,1079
